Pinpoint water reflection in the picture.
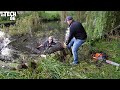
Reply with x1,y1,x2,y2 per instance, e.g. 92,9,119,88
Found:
35,21,67,42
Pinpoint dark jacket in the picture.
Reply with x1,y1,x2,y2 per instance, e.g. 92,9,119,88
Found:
43,40,56,49
66,21,87,45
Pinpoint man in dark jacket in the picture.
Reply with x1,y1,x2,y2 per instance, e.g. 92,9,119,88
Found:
37,36,56,50
64,16,87,65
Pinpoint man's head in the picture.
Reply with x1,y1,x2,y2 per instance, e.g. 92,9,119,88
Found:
64,16,73,25
48,36,54,43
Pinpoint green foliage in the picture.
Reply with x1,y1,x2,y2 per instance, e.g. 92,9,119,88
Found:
40,12,60,21
8,12,41,36
0,17,10,22
83,11,106,40
3,11,60,37
16,12,32,19
0,69,21,79
80,11,120,41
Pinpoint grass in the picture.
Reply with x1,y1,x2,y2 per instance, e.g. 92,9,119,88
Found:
0,21,16,24
92,39,120,63
0,38,120,79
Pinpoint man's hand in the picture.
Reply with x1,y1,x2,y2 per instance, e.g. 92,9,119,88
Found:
63,42,67,48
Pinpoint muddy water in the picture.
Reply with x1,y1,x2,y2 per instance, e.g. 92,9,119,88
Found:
35,21,67,41
0,21,68,69
10,21,67,54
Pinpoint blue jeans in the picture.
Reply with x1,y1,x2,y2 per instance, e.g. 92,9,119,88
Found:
67,38,85,64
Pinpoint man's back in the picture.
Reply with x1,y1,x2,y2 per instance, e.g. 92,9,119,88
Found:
70,21,87,40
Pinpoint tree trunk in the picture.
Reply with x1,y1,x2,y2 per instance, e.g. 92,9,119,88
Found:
60,11,67,27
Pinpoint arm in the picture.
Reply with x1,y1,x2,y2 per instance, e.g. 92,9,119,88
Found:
37,41,48,48
38,44,43,47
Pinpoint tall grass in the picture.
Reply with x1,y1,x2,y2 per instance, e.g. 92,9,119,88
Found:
81,11,120,41
1,38,120,79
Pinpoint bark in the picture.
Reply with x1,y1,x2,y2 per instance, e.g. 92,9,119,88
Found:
60,11,67,27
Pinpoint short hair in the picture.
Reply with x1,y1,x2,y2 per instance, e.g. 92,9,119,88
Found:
49,36,53,38
48,36,54,40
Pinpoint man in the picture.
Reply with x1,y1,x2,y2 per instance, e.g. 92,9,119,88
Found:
64,16,87,65
37,36,56,51
37,36,67,62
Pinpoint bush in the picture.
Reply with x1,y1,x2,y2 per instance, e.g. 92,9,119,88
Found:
41,12,60,21
8,12,41,36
